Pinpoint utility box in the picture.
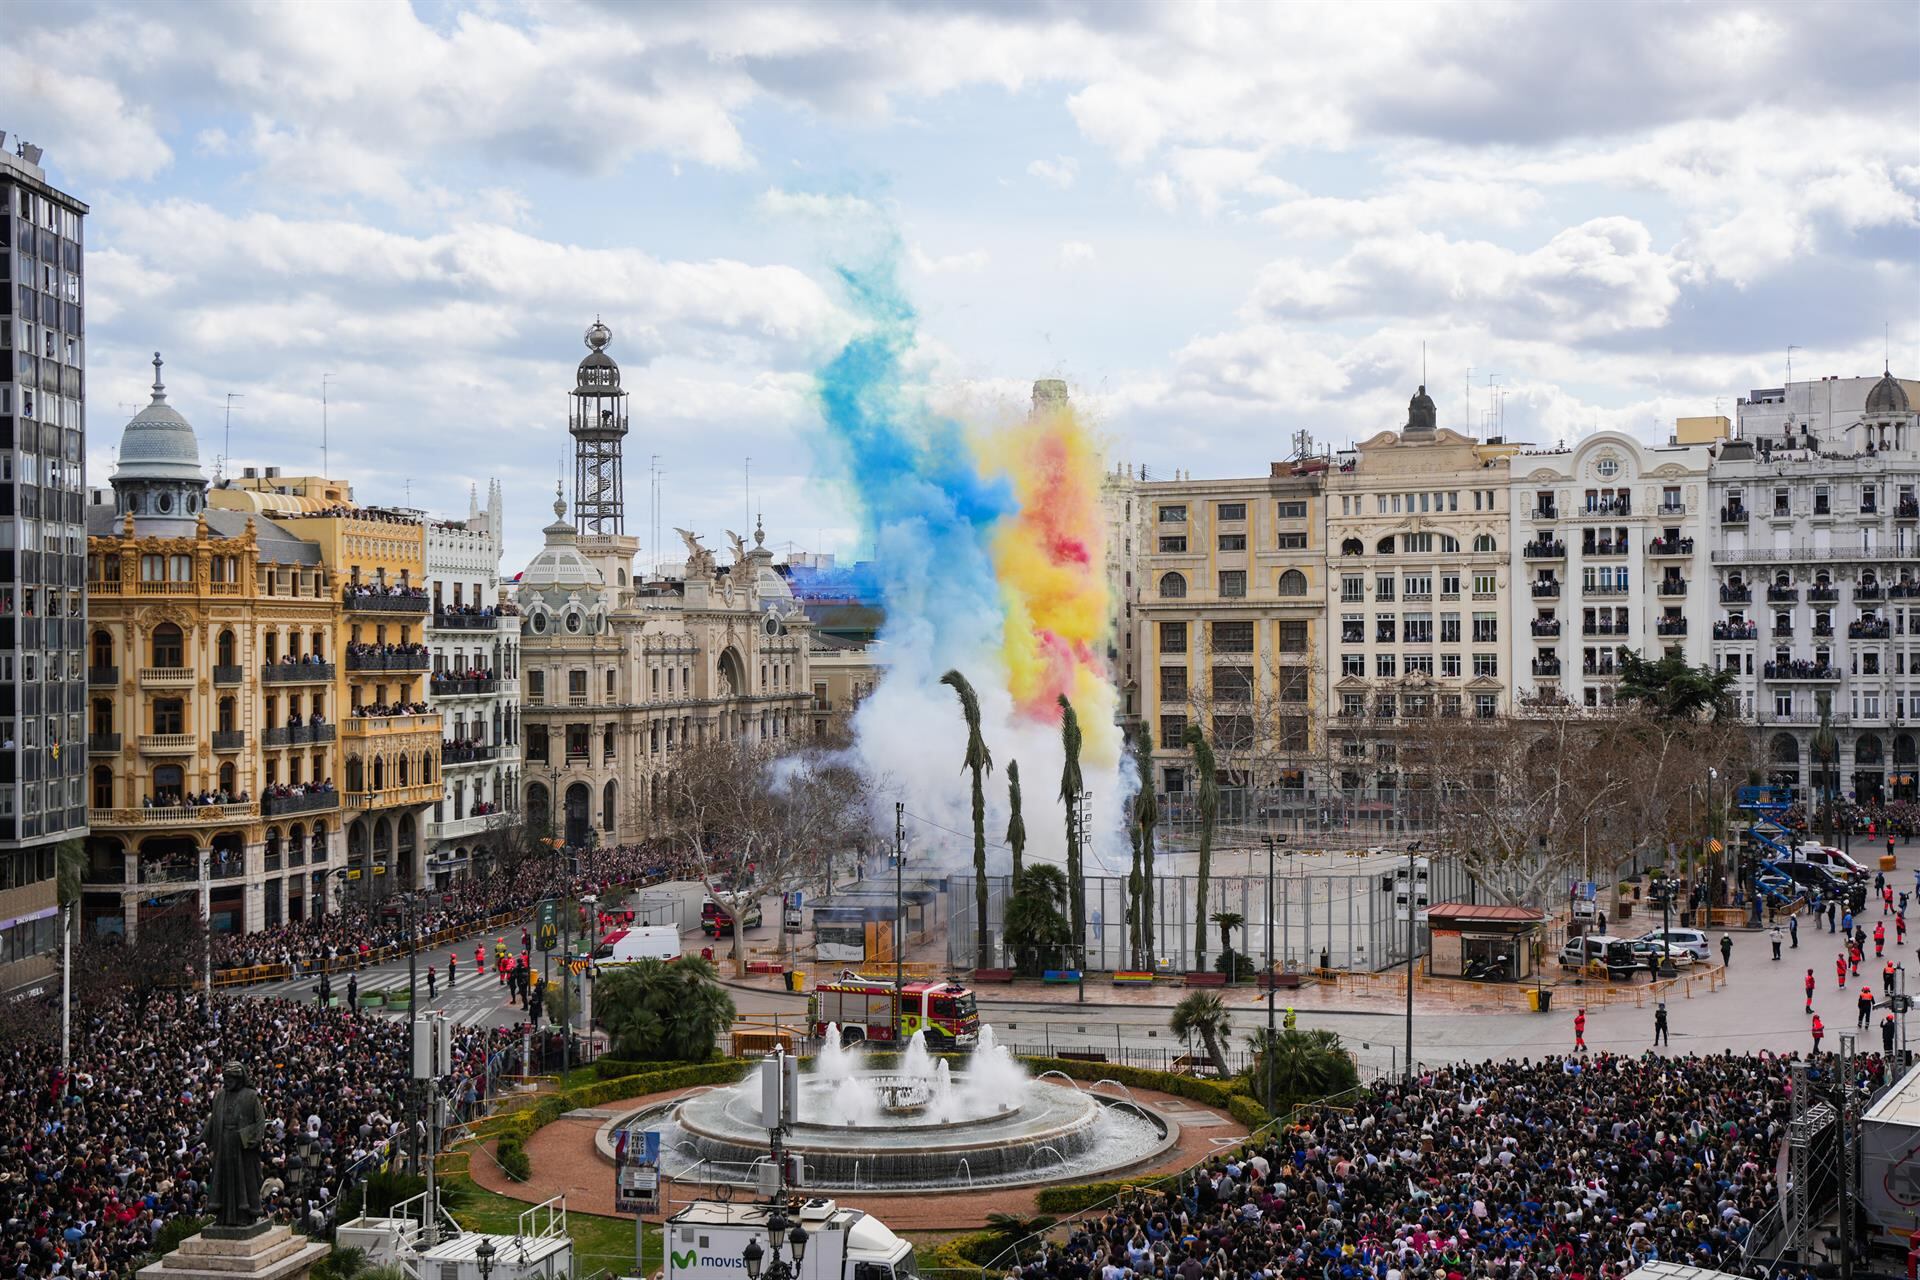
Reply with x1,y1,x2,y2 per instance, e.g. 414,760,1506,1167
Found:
666,1198,912,1280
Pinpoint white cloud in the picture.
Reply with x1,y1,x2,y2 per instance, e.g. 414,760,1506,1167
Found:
1058,240,1098,268
1026,155,1079,189
758,188,881,221
908,243,990,275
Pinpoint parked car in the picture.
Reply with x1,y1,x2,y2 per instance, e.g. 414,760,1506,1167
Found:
1637,927,1712,960
1631,938,1695,969
1774,861,1848,897
1794,843,1871,879
1558,934,1640,979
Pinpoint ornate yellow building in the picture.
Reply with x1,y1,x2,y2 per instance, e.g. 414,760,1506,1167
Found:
211,473,440,904
83,357,345,937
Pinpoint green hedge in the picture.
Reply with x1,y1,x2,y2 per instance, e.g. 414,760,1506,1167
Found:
496,1135,532,1182
1035,1175,1180,1215
494,1060,750,1151
915,1230,1000,1273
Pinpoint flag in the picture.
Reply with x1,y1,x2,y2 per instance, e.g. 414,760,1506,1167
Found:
1708,838,1723,854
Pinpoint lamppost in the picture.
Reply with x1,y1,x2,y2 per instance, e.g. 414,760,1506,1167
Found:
741,1211,810,1280
475,1236,495,1280
1653,875,1678,979
1403,841,1419,1083
1262,820,1285,1118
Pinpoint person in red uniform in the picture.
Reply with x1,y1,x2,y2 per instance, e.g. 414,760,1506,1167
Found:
1813,1013,1825,1052
1806,968,1817,1013
1860,985,1878,1029
447,952,458,989
1839,952,1851,987
1877,921,1887,956
1573,1008,1587,1051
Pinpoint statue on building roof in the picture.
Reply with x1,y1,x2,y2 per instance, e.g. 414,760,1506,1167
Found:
1406,385,1437,433
675,528,716,580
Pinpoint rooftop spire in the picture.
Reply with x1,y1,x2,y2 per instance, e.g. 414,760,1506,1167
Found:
151,351,167,401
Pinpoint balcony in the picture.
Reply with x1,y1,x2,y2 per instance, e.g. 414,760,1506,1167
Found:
139,666,194,688
1531,659,1562,677
1712,622,1758,641
1721,505,1749,525
1762,662,1840,682
1584,542,1628,557
1858,584,1885,601
1894,582,1920,599
1532,505,1558,521
264,723,336,748
430,676,499,697
348,781,442,811
1716,545,1903,565
213,665,245,685
1581,623,1628,637
347,651,431,672
1647,537,1694,557
1584,584,1627,597
1655,619,1688,637
1523,541,1566,559
212,730,246,752
93,801,261,828
138,733,197,754
1530,620,1562,637
1580,498,1632,518
1897,500,1919,520
431,611,499,631
1808,586,1839,604
1720,585,1752,603
1758,710,1851,726
1657,580,1689,596
88,732,121,754
1657,502,1688,517
1851,620,1893,640
442,742,498,764
343,590,429,614
344,712,440,736
1766,586,1799,603
1812,623,1834,638
87,665,118,686
262,662,334,684
262,790,340,817
1531,581,1561,598
1583,662,1620,679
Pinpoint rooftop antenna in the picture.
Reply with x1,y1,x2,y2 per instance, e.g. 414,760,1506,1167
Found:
222,392,244,482
321,373,336,477
744,455,752,533
1787,345,1801,386
1464,365,1473,433
1421,340,1427,387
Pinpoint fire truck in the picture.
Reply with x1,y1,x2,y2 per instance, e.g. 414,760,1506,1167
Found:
809,972,979,1050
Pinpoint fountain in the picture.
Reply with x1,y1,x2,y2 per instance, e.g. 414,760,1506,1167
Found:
619,1024,1176,1191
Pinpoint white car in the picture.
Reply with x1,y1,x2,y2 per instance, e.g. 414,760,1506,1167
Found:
1638,927,1711,961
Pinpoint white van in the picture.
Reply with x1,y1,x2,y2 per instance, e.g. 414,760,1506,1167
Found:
595,925,683,964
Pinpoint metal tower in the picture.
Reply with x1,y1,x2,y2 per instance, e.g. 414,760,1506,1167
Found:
570,319,628,535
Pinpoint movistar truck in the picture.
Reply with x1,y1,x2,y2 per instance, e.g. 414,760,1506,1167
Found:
665,1198,915,1280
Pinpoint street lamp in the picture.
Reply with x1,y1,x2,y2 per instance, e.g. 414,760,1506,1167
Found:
475,1236,495,1279
1654,875,1678,979
1262,818,1283,1118
741,1213,809,1280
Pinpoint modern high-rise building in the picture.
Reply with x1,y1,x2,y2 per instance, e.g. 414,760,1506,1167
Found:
0,135,88,997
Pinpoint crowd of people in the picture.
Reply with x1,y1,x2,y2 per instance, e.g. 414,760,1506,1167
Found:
351,701,430,718
345,641,429,660
0,993,517,1280
142,789,249,810
209,840,703,970
269,652,331,668
431,666,496,683
1781,799,1919,841
1047,1051,1885,1280
262,780,335,802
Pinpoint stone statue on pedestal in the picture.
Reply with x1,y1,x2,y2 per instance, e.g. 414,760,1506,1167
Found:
203,1061,266,1231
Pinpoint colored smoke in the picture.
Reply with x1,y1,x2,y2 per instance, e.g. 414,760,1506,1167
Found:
812,254,1127,871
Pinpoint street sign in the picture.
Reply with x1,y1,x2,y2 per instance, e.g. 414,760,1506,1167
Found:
540,900,556,929
614,1128,660,1214
539,923,558,952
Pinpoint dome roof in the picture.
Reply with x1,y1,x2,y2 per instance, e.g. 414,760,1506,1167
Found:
114,353,205,482
516,487,604,591
1865,368,1911,415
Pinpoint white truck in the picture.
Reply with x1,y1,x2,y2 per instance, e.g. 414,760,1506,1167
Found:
665,1198,916,1280
595,925,684,965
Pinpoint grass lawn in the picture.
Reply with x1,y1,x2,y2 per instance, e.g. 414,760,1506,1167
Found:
440,1148,659,1276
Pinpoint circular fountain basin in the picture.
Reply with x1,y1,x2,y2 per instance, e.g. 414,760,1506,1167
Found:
618,1072,1176,1192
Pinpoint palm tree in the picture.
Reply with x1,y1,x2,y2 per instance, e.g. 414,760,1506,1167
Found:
1134,722,1158,970
597,955,735,1061
1005,760,1027,881
1003,864,1070,976
981,1213,1059,1267
941,670,995,969
1211,910,1244,976
1170,990,1231,1077
1057,695,1085,969
54,838,85,944
1127,817,1145,970
1244,1027,1360,1105
1184,723,1218,971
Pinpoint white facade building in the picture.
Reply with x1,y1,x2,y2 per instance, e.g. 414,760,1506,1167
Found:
423,482,522,886
1507,431,1716,709
1711,369,1920,805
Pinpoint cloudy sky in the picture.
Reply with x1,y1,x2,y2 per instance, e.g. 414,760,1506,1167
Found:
15,0,1919,570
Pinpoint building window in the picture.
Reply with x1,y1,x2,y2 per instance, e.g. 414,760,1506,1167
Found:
1375,574,1395,601
1218,570,1246,598
1158,572,1187,598
1341,654,1364,678
151,623,184,667
1475,694,1498,719
1276,501,1307,519
1341,614,1364,644
1159,712,1186,744
1473,653,1499,677
1278,620,1308,652
1158,535,1188,553
1211,667,1252,702
1217,502,1246,521
1218,533,1246,552
1158,504,1187,522
1211,621,1254,653
1159,621,1188,654
1276,532,1308,549
1160,666,1188,699
1376,654,1397,678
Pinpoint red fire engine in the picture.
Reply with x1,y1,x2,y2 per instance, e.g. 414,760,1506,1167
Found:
809,972,979,1049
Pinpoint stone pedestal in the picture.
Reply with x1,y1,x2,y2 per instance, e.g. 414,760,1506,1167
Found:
136,1225,330,1280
